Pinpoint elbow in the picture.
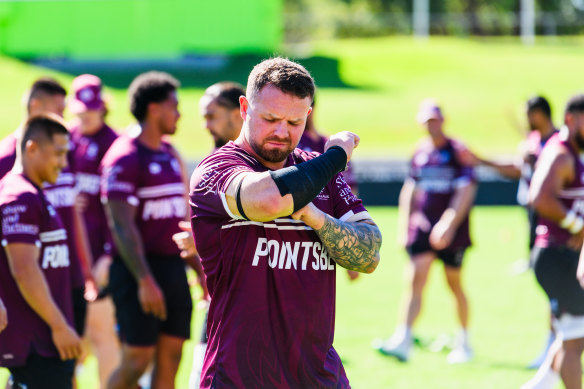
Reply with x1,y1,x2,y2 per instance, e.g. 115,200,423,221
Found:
11,263,33,285
253,193,291,221
363,254,380,274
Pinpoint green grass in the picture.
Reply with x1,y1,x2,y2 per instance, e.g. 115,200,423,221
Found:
2,36,584,160
0,206,558,388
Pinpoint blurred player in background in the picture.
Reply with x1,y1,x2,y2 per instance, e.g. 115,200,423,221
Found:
0,114,81,389
523,94,584,389
68,74,120,388
376,99,476,363
102,71,192,389
0,78,94,369
461,96,558,368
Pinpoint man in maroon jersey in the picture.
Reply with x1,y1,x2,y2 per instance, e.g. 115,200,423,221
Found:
0,114,81,389
376,99,476,364
0,78,94,348
200,81,245,150
68,74,120,388
0,78,66,177
190,57,381,388
102,71,192,389
523,95,584,389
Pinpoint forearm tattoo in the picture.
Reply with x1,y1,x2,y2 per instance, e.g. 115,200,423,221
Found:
315,214,382,273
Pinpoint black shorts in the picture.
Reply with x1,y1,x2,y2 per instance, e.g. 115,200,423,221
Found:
9,354,75,389
407,240,466,268
109,254,192,346
533,245,584,317
72,287,87,336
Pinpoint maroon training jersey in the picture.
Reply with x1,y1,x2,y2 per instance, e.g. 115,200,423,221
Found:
100,135,185,257
534,131,584,247
44,167,84,289
70,124,118,261
407,137,475,249
189,141,366,389
0,133,17,179
0,173,73,367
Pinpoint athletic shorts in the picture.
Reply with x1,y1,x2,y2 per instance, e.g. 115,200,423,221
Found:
533,245,584,318
72,287,87,336
407,239,466,268
109,254,192,346
9,354,75,389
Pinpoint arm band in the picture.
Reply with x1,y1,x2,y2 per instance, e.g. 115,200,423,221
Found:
269,146,347,212
560,210,576,229
235,178,249,220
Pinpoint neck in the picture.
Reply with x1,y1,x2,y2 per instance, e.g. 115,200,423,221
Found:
22,161,43,187
538,121,556,139
234,134,287,171
137,122,163,150
80,122,103,136
430,132,448,148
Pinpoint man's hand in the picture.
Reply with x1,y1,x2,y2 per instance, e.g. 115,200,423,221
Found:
0,298,7,333
291,203,326,230
568,228,584,251
51,322,82,360
84,277,98,303
429,219,456,251
138,275,167,321
325,131,360,162
173,221,198,259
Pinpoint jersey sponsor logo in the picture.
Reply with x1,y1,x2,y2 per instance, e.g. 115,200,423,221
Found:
171,159,181,175
252,238,335,271
76,172,101,195
142,196,187,220
149,162,162,175
41,244,70,269
87,142,99,159
45,186,75,208
2,205,40,235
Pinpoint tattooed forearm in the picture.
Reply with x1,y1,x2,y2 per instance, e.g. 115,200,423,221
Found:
315,214,382,273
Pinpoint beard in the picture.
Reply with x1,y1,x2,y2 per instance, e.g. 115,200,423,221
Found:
575,132,584,150
214,137,228,148
250,136,294,163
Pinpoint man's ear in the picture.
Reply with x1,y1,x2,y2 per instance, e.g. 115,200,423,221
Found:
147,102,160,119
240,96,249,121
24,139,38,156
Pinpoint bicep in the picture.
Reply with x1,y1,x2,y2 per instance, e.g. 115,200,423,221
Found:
529,150,571,204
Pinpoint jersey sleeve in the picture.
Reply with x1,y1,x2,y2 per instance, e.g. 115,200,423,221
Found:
328,172,366,221
189,152,255,221
100,152,140,207
1,193,43,246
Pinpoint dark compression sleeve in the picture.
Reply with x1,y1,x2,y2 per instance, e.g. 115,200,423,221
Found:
269,146,347,212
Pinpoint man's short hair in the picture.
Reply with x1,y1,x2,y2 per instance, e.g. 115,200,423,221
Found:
128,71,180,122
565,94,584,115
527,96,552,119
203,82,245,110
21,114,69,154
246,57,315,103
26,77,67,113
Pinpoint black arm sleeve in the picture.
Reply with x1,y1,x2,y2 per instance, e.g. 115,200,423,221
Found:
269,146,347,212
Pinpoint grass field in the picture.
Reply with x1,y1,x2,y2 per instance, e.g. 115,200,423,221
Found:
2,36,584,160
0,206,557,388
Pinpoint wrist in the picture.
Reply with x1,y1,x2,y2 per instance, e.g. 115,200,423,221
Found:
139,273,155,286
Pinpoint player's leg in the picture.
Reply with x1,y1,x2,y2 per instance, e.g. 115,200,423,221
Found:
107,258,160,389
557,336,584,389
376,251,434,361
151,334,185,389
85,297,121,388
442,252,472,363
107,345,155,389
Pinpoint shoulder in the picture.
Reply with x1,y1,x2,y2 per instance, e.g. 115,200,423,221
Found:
0,133,17,157
197,143,257,171
102,135,138,166
0,175,40,206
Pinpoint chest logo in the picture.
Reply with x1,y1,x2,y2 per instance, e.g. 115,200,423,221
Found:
149,163,162,175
